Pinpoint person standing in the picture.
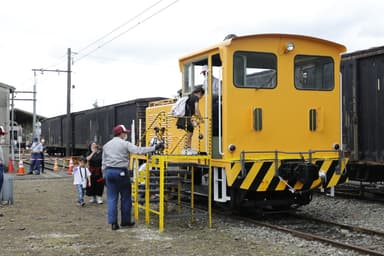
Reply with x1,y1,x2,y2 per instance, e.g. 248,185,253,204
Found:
27,137,43,175
73,157,91,206
86,142,104,204
0,126,7,194
102,124,163,230
176,85,205,155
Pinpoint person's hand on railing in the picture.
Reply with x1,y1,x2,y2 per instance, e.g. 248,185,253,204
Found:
155,142,165,151
192,117,204,127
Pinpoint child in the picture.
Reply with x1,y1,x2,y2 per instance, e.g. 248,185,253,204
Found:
73,156,91,206
149,127,165,154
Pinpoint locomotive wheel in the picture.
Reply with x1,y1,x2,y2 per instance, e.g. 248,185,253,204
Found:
230,187,246,210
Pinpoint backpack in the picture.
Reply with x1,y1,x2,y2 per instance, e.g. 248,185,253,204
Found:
170,96,188,117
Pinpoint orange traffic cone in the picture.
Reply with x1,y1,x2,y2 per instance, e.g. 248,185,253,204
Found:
8,157,14,173
53,158,59,172
67,158,73,175
17,159,25,176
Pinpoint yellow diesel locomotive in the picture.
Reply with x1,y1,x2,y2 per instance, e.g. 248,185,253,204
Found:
144,34,348,209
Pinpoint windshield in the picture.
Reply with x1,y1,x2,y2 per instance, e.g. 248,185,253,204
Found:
233,51,277,88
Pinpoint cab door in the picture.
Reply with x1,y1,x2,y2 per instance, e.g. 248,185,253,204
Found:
210,54,223,158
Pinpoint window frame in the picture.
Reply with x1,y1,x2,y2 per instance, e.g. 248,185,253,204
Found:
233,51,277,89
294,54,335,91
183,58,209,95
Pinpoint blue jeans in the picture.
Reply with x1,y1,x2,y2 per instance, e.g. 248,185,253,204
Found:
0,164,3,193
76,184,85,203
105,168,132,225
29,153,41,174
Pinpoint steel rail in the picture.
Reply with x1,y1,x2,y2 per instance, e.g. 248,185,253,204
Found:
248,219,384,256
183,194,384,256
332,184,384,204
291,213,384,238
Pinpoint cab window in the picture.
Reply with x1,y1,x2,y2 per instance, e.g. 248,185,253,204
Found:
183,60,207,94
233,51,277,88
294,55,334,90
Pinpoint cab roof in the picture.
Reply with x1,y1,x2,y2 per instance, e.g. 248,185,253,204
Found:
178,33,347,64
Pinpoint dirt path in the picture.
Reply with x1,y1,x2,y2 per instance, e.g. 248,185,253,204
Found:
0,174,339,256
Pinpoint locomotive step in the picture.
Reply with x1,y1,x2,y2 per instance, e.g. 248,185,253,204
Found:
144,169,190,175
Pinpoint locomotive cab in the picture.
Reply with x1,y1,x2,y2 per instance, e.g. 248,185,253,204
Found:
146,34,348,209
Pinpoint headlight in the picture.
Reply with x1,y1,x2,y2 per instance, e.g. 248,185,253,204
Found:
285,42,295,53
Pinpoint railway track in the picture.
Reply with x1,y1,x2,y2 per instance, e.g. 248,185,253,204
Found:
178,193,384,256
18,157,71,179
252,213,384,256
334,182,384,204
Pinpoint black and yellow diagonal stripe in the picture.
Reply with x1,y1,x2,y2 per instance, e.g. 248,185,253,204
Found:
227,159,347,191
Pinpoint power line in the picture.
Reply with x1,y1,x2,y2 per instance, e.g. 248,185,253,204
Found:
76,0,165,55
15,51,70,92
15,0,168,91
44,53,69,70
74,0,180,63
15,0,180,98
28,1,167,74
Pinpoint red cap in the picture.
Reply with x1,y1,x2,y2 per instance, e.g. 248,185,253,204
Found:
0,126,7,135
113,124,130,136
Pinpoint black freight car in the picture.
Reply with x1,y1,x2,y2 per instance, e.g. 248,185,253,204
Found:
342,46,384,181
41,115,66,156
41,97,165,156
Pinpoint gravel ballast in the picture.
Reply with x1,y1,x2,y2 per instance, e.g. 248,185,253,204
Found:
0,176,382,256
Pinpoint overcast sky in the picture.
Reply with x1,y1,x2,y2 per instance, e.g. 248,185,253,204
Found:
1,0,384,118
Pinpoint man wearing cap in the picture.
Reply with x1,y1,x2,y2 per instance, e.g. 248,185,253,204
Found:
102,124,163,230
0,126,7,194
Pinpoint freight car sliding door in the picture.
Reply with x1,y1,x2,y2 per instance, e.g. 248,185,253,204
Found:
357,55,384,162
72,107,115,155
377,57,384,160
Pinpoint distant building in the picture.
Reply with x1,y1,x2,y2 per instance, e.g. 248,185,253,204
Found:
0,82,15,167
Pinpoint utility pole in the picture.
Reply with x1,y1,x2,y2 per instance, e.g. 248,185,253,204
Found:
33,71,37,138
32,47,72,156
13,90,35,161
66,48,72,157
